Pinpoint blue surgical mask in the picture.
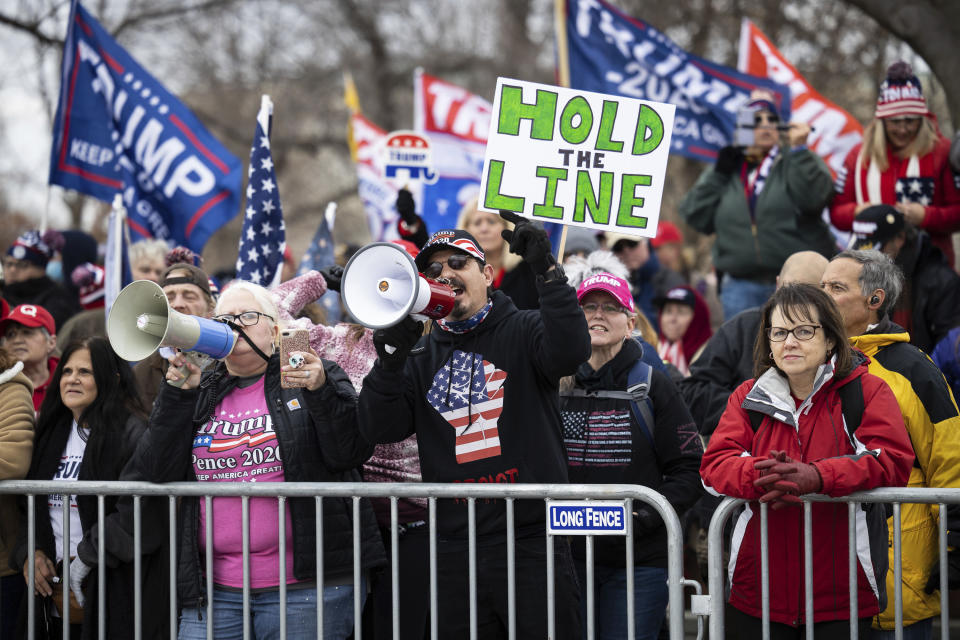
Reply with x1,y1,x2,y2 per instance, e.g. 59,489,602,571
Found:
46,260,63,283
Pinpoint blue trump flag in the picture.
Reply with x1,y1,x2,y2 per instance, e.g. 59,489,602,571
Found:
49,1,242,253
566,0,790,162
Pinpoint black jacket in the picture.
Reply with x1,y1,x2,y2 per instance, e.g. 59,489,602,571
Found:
136,355,384,609
359,282,591,540
561,339,704,567
895,231,960,353
2,276,80,332
678,308,761,436
11,414,167,640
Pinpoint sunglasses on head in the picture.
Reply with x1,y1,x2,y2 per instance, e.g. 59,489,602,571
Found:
423,254,473,279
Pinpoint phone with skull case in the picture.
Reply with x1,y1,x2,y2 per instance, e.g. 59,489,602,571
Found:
279,328,310,388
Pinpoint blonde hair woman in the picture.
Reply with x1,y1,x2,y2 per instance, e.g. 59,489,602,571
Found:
830,61,960,266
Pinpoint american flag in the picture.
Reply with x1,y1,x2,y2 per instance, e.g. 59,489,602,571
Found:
236,95,285,287
426,350,506,464
896,177,935,207
562,409,632,467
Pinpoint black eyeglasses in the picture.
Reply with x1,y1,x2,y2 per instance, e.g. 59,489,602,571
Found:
767,325,821,342
754,113,780,125
214,311,274,327
423,254,473,279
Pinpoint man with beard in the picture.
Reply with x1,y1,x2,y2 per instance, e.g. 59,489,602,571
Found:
358,217,590,639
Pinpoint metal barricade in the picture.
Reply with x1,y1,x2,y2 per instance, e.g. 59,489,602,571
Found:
0,480,688,640
702,488,960,640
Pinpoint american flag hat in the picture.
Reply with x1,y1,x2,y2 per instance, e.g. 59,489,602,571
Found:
415,229,485,272
875,61,930,119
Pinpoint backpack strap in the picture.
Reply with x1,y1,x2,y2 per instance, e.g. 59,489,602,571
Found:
748,411,764,433
837,376,864,437
626,360,656,451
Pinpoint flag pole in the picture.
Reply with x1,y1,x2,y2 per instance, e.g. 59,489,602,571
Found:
553,0,571,263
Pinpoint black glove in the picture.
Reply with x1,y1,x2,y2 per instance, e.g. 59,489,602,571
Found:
715,146,744,175
499,210,556,276
396,189,419,226
373,316,423,371
319,265,343,293
925,550,960,593
633,507,663,536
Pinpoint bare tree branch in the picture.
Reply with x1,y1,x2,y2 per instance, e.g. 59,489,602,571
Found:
112,0,242,37
0,12,61,45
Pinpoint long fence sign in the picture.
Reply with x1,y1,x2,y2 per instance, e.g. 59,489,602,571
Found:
478,77,674,239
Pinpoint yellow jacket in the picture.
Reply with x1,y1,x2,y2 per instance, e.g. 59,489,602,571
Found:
0,362,34,579
851,323,960,629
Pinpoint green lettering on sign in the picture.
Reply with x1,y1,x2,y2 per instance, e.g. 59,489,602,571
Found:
559,96,593,145
498,85,557,141
573,171,613,224
616,174,652,228
483,160,525,212
632,105,664,156
595,101,624,152
533,166,567,220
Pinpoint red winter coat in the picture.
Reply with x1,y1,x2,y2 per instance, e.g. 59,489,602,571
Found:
701,357,914,626
830,136,960,266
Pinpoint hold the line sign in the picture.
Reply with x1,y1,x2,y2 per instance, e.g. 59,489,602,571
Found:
478,77,675,239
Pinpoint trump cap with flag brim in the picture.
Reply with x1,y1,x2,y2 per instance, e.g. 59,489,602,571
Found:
415,229,485,272
849,204,905,251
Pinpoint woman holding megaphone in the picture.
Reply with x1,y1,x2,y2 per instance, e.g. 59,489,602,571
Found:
135,280,384,640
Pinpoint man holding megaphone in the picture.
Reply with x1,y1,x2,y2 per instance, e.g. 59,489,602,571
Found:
132,263,216,408
358,213,591,638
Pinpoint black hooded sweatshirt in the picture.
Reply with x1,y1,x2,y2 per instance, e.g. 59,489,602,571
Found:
359,282,591,541
561,337,704,567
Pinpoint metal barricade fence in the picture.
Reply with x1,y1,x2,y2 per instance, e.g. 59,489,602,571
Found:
703,488,960,640
0,480,688,640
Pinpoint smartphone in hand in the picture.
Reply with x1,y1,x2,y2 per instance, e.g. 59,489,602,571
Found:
279,328,310,388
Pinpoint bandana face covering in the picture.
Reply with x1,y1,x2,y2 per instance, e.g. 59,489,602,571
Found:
438,299,493,334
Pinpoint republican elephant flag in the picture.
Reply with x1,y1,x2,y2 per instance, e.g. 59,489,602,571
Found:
737,19,862,179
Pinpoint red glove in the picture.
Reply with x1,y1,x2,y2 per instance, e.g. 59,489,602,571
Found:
753,450,790,505
763,454,823,509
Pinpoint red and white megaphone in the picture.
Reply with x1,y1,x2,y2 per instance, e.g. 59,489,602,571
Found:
341,242,455,329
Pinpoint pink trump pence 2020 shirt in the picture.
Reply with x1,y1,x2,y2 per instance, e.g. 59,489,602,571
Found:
192,377,297,588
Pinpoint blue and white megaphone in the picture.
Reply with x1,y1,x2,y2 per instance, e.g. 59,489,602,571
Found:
107,280,236,366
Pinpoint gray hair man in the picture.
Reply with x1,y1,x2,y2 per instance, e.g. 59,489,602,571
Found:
821,249,960,635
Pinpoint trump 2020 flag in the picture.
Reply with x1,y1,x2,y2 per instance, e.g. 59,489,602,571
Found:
49,1,242,253
237,96,285,287
565,0,790,162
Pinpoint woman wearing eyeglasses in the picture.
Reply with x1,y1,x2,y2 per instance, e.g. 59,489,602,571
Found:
135,280,384,640
831,61,960,267
680,90,837,322
560,273,704,640
701,284,914,638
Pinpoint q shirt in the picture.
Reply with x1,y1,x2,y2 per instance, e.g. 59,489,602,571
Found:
48,421,87,563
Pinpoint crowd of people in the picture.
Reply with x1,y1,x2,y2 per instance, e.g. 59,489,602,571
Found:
0,60,958,640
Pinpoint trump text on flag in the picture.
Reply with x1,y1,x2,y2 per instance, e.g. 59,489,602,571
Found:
478,78,675,238
546,501,630,536
382,130,438,184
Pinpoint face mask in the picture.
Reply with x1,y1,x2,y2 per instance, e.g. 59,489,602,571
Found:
46,260,63,283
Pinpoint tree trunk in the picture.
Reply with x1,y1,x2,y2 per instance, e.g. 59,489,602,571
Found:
844,0,960,127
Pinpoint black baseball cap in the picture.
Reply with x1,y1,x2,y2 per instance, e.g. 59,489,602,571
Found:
415,229,486,272
850,205,905,251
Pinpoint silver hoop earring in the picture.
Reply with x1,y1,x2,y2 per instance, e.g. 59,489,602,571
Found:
769,352,774,359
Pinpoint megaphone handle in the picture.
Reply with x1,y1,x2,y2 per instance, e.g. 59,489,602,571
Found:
166,351,215,388
384,345,397,355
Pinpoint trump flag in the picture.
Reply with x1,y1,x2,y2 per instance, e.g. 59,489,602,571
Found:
565,0,790,162
49,1,242,253
414,70,491,230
